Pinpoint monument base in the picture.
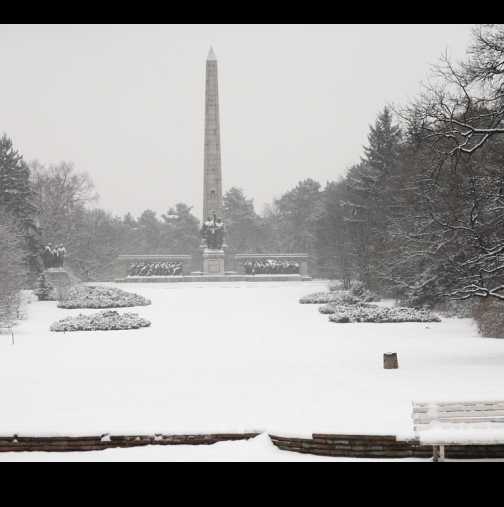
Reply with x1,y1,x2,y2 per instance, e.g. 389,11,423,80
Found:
202,249,225,275
44,268,72,300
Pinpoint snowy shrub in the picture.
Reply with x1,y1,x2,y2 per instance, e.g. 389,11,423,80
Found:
328,280,345,292
58,286,151,309
300,292,339,304
326,304,441,323
50,310,151,332
472,299,504,338
300,291,364,305
349,281,379,303
319,302,372,314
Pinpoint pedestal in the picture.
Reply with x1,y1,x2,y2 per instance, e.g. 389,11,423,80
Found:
202,249,225,275
44,268,72,301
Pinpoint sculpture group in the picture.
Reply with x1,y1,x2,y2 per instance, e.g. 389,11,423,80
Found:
243,259,300,275
128,261,183,277
200,213,225,250
42,243,67,269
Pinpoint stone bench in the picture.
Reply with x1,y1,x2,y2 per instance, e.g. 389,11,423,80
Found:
412,401,504,461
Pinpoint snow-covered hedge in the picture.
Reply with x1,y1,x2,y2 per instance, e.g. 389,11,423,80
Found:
318,302,368,314
58,286,151,309
325,304,441,324
301,281,380,305
50,310,151,332
299,291,361,305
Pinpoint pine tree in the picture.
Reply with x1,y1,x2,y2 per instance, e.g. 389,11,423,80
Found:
363,107,402,177
343,108,403,291
0,135,41,279
223,188,264,253
274,179,322,264
161,203,201,254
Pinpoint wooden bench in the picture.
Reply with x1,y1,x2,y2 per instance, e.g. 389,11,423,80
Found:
413,401,504,461
0,304,15,345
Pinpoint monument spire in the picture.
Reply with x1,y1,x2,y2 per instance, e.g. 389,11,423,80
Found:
203,45,223,222
207,46,217,61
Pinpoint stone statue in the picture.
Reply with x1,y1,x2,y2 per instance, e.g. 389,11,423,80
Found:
42,243,54,269
201,213,225,250
42,243,67,269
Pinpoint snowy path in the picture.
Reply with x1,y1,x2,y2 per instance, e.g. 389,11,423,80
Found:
0,281,502,438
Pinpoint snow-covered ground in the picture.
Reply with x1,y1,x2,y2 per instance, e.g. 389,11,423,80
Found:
1,281,502,442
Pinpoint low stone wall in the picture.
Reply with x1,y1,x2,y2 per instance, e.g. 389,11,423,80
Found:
0,433,259,453
2,432,504,459
271,434,504,459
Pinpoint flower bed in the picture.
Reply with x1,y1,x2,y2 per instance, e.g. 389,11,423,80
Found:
58,286,151,309
325,304,441,324
50,311,151,332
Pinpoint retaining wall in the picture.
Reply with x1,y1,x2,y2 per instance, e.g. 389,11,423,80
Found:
2,433,504,460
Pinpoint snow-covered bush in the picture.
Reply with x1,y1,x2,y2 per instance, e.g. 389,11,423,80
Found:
349,281,379,303
325,304,441,323
50,310,151,332
300,291,362,305
328,280,345,292
472,299,504,338
300,291,355,305
58,286,151,309
302,281,381,305
319,302,370,314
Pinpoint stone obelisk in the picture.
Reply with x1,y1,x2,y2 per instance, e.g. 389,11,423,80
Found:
203,46,223,222
202,47,226,275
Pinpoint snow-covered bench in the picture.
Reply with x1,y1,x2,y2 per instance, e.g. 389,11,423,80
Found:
413,401,504,462
0,304,15,345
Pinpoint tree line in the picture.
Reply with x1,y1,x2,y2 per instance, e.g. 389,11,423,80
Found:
1,25,504,314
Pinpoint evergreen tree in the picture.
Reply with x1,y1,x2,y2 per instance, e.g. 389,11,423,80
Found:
223,187,264,253
161,203,201,254
137,210,162,253
343,108,403,290
273,179,322,273
315,180,354,285
0,211,27,313
363,107,402,176
0,135,41,278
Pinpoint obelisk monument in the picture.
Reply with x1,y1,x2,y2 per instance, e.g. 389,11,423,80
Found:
203,46,223,221
201,47,226,275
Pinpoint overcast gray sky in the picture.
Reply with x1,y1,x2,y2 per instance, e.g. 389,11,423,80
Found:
0,24,474,220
